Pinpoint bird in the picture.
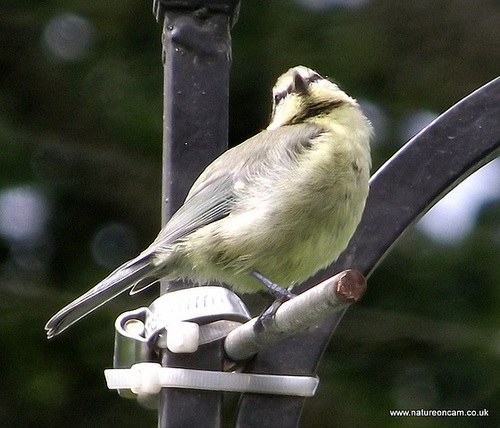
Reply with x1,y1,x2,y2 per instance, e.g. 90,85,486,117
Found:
45,65,372,338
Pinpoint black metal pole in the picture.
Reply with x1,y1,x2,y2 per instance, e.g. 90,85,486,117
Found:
153,1,239,427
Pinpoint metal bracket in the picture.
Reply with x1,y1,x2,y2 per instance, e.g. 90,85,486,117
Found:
111,284,351,405
111,286,250,402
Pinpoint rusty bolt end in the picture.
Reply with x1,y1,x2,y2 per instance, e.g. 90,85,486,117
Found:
335,269,366,303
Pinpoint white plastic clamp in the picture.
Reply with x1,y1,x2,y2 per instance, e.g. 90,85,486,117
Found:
105,363,319,397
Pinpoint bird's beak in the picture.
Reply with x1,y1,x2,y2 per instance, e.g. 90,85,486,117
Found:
292,71,309,95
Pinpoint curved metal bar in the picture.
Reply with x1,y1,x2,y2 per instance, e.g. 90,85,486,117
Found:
236,77,500,427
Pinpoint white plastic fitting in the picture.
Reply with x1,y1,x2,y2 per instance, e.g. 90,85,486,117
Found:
163,321,200,353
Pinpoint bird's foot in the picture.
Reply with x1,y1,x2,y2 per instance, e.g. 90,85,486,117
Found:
250,271,295,301
250,271,295,333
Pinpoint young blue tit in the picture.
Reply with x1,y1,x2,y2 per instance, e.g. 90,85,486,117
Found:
45,66,372,338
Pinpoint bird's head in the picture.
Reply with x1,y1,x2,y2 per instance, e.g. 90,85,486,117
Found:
267,66,360,130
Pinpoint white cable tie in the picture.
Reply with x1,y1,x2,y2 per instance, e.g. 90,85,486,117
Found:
105,363,319,397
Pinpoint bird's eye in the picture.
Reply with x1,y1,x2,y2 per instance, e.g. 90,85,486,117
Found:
273,90,287,105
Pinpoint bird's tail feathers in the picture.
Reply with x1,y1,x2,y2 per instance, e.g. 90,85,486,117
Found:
45,255,158,339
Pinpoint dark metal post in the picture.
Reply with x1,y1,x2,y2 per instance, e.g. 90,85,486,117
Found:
153,1,239,427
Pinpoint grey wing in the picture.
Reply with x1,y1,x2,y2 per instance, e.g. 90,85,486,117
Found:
187,123,324,197
127,174,237,293
147,174,236,250
143,122,324,253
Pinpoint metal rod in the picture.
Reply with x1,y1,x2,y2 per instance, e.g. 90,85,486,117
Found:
225,270,366,361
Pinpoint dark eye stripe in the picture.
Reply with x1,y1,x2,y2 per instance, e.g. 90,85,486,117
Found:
274,90,288,104
289,99,343,124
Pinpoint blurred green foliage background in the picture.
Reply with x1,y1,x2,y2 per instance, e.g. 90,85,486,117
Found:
1,0,500,427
